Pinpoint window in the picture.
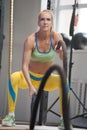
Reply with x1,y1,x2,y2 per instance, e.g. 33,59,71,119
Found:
60,0,74,5
56,0,87,35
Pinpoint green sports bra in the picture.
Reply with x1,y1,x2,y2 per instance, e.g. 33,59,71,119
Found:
31,34,56,62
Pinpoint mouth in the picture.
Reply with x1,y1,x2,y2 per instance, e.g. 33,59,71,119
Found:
43,26,48,28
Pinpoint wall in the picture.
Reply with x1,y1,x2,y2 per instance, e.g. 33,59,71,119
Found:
0,0,41,121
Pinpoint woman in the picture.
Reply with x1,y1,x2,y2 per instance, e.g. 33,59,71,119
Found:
2,9,65,127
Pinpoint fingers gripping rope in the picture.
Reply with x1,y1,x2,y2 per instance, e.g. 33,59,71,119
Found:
30,40,72,130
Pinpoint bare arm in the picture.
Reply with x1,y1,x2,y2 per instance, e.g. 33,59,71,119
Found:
54,32,64,60
22,36,37,97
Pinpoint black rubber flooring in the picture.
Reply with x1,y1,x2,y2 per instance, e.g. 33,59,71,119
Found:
71,117,87,129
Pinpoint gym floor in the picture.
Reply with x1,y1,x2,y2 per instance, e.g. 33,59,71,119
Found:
0,125,87,130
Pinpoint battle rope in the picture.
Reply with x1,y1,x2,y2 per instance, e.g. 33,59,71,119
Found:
30,40,72,130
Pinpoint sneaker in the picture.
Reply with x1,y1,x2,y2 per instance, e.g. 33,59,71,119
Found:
58,119,73,130
58,119,64,129
2,115,15,127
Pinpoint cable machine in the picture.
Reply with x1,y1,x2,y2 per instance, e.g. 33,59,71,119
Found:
69,0,87,120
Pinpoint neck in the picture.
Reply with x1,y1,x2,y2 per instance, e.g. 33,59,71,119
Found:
37,30,51,40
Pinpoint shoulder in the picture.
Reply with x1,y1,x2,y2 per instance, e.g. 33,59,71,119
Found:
25,33,35,44
51,31,63,44
52,31,63,39
24,33,36,49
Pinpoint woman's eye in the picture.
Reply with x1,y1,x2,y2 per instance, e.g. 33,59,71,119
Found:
47,18,51,21
40,18,44,21
40,18,51,21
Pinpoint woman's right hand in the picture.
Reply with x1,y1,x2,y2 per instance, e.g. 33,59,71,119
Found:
29,85,37,99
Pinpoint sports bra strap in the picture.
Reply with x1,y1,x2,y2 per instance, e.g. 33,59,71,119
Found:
35,33,52,48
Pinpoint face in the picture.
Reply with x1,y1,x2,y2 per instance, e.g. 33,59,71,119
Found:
38,11,53,32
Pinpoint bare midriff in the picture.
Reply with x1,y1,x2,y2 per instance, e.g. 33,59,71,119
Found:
29,60,53,74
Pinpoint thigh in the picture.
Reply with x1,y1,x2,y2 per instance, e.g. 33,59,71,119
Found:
43,73,61,91
12,71,29,89
18,71,42,89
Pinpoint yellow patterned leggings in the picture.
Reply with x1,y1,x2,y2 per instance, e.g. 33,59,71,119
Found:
8,70,67,116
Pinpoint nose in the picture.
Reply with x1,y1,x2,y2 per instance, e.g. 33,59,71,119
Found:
44,19,47,24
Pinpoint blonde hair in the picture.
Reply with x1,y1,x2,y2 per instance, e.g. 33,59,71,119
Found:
38,9,54,30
